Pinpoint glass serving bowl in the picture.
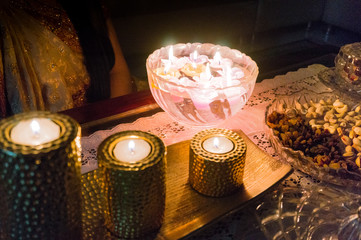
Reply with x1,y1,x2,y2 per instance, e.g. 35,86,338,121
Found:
334,42,361,85
255,186,312,240
303,195,361,240
255,185,361,240
265,91,361,191
146,43,258,127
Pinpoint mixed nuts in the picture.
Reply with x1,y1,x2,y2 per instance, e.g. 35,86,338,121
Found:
267,98,361,174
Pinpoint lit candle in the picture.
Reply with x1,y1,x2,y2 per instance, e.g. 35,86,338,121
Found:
155,44,249,90
194,63,212,85
210,52,232,69
11,118,60,146
113,137,151,163
189,128,247,197
0,111,83,239
155,66,181,79
214,52,221,64
97,130,166,238
191,50,198,68
209,52,222,69
202,136,234,154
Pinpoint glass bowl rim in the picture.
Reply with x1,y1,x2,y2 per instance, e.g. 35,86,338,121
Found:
146,42,259,91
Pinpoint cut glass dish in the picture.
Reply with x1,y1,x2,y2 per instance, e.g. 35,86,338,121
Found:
256,185,361,240
265,90,361,191
146,43,258,127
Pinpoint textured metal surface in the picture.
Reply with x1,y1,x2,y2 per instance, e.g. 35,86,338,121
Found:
0,111,82,240
189,128,247,197
97,131,166,239
81,169,106,240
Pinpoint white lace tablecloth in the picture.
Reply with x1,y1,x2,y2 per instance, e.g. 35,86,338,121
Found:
80,64,333,239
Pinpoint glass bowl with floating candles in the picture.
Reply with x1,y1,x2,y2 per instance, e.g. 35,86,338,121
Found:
146,43,259,127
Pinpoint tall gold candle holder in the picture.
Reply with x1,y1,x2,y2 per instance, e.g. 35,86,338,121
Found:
81,169,106,239
97,130,166,239
0,111,82,239
189,128,247,197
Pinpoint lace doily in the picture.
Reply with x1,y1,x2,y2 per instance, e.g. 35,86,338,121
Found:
80,64,332,239
81,64,330,173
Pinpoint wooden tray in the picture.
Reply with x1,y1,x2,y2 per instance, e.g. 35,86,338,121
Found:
81,129,292,239
156,129,292,239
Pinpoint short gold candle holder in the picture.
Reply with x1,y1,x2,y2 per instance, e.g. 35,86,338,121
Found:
189,128,247,197
0,111,82,239
97,130,166,239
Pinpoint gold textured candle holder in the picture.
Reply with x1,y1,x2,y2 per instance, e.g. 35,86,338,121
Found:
0,111,82,239
189,128,247,197
81,169,106,239
97,130,166,239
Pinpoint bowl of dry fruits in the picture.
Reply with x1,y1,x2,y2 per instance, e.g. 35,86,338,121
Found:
265,91,361,190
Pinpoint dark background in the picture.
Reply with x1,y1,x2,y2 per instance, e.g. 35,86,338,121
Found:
104,0,361,89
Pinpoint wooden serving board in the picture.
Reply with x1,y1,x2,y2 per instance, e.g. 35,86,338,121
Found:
155,129,292,240
81,129,292,239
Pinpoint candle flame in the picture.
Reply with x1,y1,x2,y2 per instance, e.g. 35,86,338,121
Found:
213,137,220,149
192,50,198,69
214,52,221,65
193,50,198,60
30,119,40,135
128,140,135,154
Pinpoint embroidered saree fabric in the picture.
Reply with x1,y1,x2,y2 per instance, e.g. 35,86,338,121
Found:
0,5,90,117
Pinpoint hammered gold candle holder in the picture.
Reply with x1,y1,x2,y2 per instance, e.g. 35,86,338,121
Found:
81,169,106,239
0,111,82,240
97,131,166,239
189,128,247,197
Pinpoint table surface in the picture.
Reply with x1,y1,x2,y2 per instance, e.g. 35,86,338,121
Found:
60,54,356,240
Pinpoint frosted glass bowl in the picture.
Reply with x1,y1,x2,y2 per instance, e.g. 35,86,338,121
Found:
146,43,258,127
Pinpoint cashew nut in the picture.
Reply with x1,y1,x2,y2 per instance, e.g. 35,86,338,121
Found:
356,120,361,127
333,99,344,108
354,127,361,136
345,145,354,153
341,135,352,145
343,151,355,157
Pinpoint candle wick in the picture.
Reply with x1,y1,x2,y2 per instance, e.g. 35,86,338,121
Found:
33,131,41,139
213,137,220,150
128,140,136,155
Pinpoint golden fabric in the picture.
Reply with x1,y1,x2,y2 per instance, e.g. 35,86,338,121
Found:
10,0,83,54
0,3,90,116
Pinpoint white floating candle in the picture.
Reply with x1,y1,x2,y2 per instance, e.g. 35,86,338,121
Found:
214,52,221,63
11,118,61,146
209,52,222,69
113,138,151,163
191,50,198,68
194,63,212,86
156,46,246,89
202,136,234,154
